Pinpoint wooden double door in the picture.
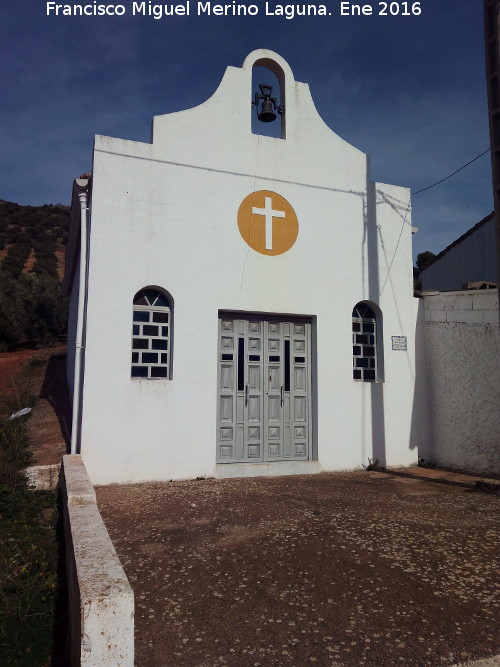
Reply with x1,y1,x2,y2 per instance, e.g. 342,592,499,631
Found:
217,314,312,463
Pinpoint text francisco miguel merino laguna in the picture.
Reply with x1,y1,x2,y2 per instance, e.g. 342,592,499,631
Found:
46,0,332,19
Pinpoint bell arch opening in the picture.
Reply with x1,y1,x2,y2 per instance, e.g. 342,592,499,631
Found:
251,61,286,139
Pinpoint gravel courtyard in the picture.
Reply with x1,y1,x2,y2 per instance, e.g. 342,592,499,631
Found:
96,469,500,667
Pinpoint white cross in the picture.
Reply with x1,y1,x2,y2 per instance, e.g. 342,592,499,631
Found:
252,196,286,250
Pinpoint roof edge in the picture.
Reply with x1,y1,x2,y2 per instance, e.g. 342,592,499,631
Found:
418,212,495,275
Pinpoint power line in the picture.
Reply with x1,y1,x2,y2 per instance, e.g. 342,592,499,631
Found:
412,147,491,195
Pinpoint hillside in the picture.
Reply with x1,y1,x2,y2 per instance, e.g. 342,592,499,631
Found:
0,199,70,351
0,199,69,280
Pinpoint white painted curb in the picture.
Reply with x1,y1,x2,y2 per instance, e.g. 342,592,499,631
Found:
62,455,134,666
24,463,61,491
453,657,500,667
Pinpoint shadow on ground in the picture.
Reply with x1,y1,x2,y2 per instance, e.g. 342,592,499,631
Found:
39,353,72,452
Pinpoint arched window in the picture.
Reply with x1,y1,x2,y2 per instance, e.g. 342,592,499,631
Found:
352,303,379,382
131,288,172,379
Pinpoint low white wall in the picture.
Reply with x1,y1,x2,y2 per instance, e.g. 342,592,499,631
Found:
62,455,134,666
422,290,500,475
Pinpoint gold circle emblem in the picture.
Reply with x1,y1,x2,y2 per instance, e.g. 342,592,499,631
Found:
237,190,298,256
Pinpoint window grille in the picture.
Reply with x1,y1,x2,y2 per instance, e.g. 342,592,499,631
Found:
131,289,170,379
352,303,377,382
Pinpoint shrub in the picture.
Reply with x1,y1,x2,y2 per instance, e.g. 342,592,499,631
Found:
0,362,57,666
0,271,68,350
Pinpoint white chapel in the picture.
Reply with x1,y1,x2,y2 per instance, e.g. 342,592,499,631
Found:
64,49,425,485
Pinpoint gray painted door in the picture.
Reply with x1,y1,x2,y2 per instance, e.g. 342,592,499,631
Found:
217,314,311,463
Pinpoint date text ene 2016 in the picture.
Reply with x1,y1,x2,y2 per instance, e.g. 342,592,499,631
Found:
341,2,421,16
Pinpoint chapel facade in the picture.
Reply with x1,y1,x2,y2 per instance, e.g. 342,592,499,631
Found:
64,50,425,485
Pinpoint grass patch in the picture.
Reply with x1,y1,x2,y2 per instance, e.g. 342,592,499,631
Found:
4,363,37,416
0,361,58,666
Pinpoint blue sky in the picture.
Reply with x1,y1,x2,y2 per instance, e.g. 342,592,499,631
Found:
0,0,492,259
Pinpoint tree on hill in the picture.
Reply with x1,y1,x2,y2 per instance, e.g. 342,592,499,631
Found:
0,199,70,350
416,251,436,272
413,251,437,291
0,271,67,351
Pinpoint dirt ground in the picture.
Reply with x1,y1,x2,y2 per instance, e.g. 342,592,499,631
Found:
0,345,70,464
26,348,71,465
96,469,500,667
0,348,41,405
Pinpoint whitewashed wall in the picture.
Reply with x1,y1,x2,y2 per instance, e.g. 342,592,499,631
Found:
66,253,79,399
70,50,421,484
422,290,500,475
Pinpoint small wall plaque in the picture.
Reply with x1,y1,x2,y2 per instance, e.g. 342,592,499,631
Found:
392,336,407,351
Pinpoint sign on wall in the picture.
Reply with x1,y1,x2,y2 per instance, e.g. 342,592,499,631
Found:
237,190,299,256
391,336,407,351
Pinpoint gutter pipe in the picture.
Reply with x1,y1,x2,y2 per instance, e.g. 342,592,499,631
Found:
70,183,89,455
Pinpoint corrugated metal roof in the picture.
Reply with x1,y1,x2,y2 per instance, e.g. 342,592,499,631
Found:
418,212,494,275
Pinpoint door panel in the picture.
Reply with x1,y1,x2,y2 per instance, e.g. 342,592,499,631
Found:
217,314,311,463
294,367,306,391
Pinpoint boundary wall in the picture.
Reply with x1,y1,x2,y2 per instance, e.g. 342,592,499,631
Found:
61,455,134,666
421,290,500,475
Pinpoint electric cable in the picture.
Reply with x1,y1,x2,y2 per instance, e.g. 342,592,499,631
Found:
379,195,412,296
412,148,490,195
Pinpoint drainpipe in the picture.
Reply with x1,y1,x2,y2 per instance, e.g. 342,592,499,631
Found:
71,182,89,455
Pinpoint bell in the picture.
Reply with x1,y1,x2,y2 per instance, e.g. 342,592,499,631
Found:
258,99,277,123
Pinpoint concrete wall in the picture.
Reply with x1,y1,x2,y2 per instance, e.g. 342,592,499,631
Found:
70,49,421,484
421,290,500,475
62,455,134,666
